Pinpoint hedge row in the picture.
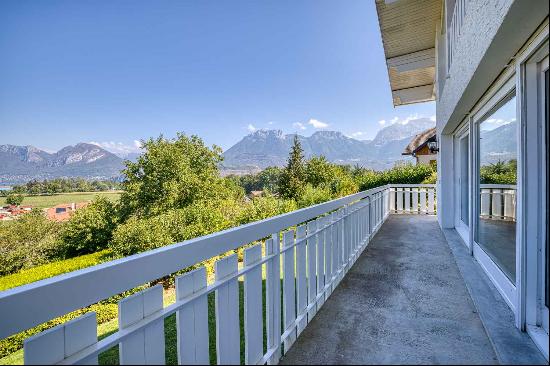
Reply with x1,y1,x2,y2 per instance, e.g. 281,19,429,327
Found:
0,250,112,292
0,250,119,358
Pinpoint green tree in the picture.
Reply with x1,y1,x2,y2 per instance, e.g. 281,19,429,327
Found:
61,196,118,257
5,193,24,206
278,135,306,200
257,166,283,193
0,210,62,275
119,133,237,218
480,159,516,184
304,156,335,188
296,184,332,208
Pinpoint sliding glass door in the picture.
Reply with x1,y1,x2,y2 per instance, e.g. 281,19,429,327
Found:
476,93,518,283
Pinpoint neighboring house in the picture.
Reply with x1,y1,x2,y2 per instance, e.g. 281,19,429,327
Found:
248,190,265,199
0,205,32,220
376,0,548,359
45,202,88,222
402,127,437,165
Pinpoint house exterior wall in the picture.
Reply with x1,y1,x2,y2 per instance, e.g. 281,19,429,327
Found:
436,0,548,134
436,0,549,228
437,0,514,133
433,0,549,356
415,145,437,165
417,154,436,165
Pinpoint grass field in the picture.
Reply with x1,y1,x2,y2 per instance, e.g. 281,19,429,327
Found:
0,191,121,209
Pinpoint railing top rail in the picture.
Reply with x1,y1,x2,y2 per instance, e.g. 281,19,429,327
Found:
479,184,517,189
0,184,391,339
389,184,436,188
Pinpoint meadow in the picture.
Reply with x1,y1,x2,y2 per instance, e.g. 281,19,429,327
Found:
0,191,121,209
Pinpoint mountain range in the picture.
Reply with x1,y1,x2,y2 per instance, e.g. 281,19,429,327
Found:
1,117,515,184
222,118,436,171
0,143,125,184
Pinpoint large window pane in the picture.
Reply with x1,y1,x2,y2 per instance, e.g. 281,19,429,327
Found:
477,95,517,282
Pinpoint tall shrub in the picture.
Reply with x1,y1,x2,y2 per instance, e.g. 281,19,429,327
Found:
278,135,306,200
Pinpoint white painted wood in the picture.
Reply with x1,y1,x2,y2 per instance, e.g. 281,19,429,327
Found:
118,285,165,365
316,217,326,307
325,214,334,296
390,188,395,212
265,235,281,365
295,224,307,336
428,189,435,214
503,189,515,220
404,188,411,212
243,244,263,365
480,189,491,217
24,313,98,365
420,189,427,213
215,254,240,365
388,184,437,188
492,189,503,219
306,220,317,321
343,208,349,273
64,313,98,365
175,267,209,365
334,210,342,285
282,230,297,352
412,188,419,213
24,325,64,365
397,188,403,212
0,185,390,340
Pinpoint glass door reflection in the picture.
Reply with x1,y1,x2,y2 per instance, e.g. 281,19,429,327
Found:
477,95,517,282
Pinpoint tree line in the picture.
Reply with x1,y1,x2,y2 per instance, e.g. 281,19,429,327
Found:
2,178,121,197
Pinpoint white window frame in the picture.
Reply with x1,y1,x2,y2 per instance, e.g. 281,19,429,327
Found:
453,119,471,246
471,75,518,312
516,21,549,360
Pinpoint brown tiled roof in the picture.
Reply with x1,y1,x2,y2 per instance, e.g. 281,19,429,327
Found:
402,127,436,155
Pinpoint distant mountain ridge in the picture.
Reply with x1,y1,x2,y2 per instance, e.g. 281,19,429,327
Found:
1,118,517,183
222,118,436,171
0,143,125,184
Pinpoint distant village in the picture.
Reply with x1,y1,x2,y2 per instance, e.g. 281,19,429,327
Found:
0,202,89,222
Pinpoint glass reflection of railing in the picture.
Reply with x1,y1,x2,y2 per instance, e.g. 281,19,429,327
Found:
479,184,516,221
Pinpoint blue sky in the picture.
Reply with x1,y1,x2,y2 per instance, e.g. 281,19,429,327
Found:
0,0,434,154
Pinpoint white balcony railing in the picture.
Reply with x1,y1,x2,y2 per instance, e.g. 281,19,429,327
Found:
389,184,437,214
0,184,436,365
480,184,516,221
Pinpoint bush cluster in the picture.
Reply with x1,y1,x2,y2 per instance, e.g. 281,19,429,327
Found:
356,162,435,191
480,160,516,184
0,210,63,276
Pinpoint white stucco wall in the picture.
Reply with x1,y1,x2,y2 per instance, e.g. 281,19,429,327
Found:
437,0,513,134
435,0,548,229
436,0,548,134
416,154,436,165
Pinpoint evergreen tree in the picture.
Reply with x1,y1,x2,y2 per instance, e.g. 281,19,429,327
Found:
279,135,306,200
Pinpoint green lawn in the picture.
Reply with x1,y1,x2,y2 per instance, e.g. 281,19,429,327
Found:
0,191,121,209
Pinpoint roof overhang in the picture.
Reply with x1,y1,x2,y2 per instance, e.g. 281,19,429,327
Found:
375,0,442,106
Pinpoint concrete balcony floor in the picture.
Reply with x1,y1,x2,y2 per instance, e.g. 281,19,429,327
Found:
280,215,544,365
